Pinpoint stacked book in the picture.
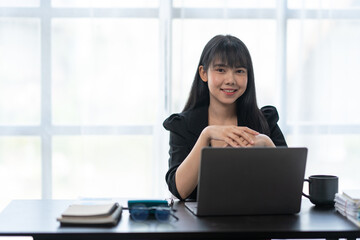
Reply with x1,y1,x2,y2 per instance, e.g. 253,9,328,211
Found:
335,190,360,227
57,202,122,226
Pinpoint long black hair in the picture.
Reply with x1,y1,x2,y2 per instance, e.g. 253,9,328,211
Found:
183,34,270,135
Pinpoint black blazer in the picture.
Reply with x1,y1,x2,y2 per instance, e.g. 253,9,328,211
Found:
163,105,287,200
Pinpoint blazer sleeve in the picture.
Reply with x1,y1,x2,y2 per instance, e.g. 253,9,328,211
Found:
261,106,287,147
163,114,197,200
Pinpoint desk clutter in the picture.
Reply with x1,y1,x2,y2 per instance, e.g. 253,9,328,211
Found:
57,199,176,226
57,202,122,226
335,189,360,227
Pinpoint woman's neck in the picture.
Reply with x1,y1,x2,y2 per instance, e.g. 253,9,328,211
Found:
208,102,237,125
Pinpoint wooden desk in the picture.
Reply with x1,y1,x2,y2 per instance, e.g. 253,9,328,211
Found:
0,198,359,240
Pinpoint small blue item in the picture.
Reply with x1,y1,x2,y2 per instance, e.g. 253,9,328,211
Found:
128,200,171,221
127,199,169,208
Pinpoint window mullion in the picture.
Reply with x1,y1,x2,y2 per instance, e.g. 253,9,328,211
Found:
276,0,288,134
154,0,173,197
40,0,52,200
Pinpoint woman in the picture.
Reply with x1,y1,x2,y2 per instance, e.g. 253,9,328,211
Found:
163,35,287,200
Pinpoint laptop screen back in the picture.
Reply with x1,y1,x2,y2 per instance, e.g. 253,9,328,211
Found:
195,147,308,216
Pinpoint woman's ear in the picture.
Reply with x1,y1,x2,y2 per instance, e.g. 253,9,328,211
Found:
199,66,208,82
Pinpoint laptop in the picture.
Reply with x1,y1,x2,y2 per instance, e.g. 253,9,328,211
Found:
185,147,308,216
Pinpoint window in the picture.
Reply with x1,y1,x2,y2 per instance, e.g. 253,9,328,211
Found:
1,0,360,210
0,0,164,208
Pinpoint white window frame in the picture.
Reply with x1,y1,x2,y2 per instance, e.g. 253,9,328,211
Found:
1,0,360,200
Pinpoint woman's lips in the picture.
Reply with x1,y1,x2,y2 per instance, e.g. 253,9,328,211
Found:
221,89,238,95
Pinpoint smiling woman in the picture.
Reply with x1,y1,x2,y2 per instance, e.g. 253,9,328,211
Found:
163,35,286,200
199,63,248,105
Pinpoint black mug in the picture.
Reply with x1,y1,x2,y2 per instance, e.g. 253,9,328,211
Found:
302,175,338,206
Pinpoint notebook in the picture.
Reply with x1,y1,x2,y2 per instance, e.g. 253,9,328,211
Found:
185,147,308,216
57,202,122,225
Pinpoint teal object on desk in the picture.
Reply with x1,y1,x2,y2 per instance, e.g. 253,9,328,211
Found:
127,200,170,221
128,200,168,208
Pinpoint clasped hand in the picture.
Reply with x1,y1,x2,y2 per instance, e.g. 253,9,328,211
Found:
204,125,273,148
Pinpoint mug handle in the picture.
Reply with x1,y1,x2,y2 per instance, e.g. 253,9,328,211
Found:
302,179,311,198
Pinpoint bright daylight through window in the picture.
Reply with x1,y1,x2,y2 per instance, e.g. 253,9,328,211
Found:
1,0,360,210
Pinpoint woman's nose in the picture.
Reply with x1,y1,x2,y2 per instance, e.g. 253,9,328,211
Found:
224,72,236,85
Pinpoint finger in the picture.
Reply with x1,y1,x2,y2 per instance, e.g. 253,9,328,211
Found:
225,137,242,148
222,143,232,148
242,127,259,135
240,132,255,145
244,142,252,148
234,130,254,145
228,133,247,146
227,132,246,146
229,133,248,147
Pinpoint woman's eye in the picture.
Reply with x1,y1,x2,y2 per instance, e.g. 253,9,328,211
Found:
237,69,246,73
217,68,225,72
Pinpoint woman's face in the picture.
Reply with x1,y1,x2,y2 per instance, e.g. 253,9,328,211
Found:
199,60,248,107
